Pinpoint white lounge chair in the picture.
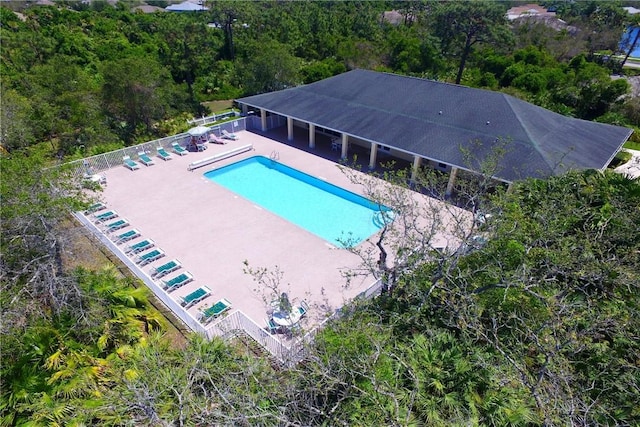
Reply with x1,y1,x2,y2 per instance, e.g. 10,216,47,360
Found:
134,249,165,266
150,259,181,278
222,129,239,140
199,298,232,323
112,228,141,244
104,218,129,233
162,272,194,291
93,210,118,223
138,151,155,166
123,156,140,170
84,202,106,215
172,142,188,156
124,239,154,254
209,133,227,144
157,147,172,161
179,286,211,309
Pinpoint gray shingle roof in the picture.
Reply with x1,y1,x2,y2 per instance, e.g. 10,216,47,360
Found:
237,69,632,182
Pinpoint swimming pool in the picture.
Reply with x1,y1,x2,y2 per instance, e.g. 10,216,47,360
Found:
204,156,390,247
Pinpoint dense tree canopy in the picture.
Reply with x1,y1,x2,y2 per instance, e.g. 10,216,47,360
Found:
1,1,639,425
0,0,637,157
1,152,638,425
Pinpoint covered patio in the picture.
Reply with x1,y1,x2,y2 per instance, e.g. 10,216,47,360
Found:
237,69,632,196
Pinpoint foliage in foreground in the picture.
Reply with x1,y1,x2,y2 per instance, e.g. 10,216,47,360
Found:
2,149,638,426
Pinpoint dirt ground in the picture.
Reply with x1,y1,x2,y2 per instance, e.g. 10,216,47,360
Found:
627,76,640,98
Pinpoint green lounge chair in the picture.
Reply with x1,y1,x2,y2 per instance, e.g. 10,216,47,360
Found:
200,298,232,324
138,151,155,166
124,239,154,254
157,147,172,161
94,210,118,223
179,286,211,309
134,249,164,266
84,202,106,215
266,318,281,334
112,228,141,244
162,272,193,291
150,259,181,278
105,218,129,233
123,156,140,171
171,142,188,156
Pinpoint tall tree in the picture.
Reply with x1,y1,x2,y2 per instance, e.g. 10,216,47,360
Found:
620,17,640,69
100,56,185,143
431,0,511,84
238,39,302,95
0,89,35,152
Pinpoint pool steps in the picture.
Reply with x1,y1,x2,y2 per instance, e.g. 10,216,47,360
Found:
188,144,253,171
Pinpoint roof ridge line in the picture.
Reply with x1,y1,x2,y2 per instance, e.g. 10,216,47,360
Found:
299,86,520,144
502,93,558,173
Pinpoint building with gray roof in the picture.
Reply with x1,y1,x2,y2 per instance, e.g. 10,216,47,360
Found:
237,69,632,188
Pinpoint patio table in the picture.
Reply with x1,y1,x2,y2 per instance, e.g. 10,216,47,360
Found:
271,309,302,327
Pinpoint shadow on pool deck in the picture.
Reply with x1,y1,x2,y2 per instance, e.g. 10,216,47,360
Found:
97,130,384,336
94,128,467,340
251,125,413,174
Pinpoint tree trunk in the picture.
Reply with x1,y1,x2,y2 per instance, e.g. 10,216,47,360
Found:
455,36,473,85
621,27,640,69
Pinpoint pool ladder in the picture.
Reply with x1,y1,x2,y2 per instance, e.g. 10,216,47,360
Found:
270,150,280,161
373,210,395,227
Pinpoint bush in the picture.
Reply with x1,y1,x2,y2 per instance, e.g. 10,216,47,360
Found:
609,150,632,168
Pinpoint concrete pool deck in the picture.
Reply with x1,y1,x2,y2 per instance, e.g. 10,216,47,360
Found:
92,130,468,336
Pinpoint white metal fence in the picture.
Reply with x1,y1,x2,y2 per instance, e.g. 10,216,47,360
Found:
67,119,247,177
74,212,210,334
70,119,384,367
245,114,287,131
187,111,239,126
206,277,384,367
76,207,384,366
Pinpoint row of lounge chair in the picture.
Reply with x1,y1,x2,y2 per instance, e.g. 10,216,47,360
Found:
122,144,187,171
122,130,239,171
85,202,232,324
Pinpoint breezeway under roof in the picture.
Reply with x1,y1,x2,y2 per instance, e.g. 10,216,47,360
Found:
237,69,632,185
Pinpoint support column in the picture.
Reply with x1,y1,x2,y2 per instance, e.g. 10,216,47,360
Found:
309,124,315,149
410,156,422,182
241,104,248,115
260,109,267,132
341,133,348,158
369,143,378,170
506,182,514,194
446,166,459,197
287,117,294,141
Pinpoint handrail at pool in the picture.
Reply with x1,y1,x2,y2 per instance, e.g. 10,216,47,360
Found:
187,144,253,171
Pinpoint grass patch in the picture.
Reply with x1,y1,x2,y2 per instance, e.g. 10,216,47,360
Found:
202,99,234,114
624,140,640,151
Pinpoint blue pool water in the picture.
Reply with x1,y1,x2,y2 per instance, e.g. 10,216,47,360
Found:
204,156,390,247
